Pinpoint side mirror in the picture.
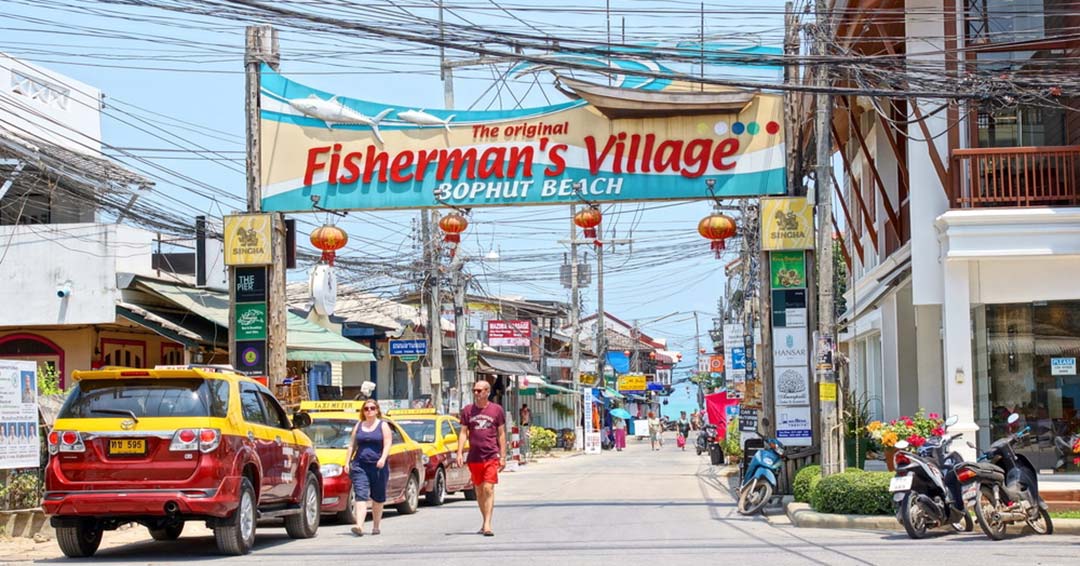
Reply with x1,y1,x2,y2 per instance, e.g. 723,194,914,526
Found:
945,415,959,427
444,434,458,444
292,412,312,429
1007,413,1020,425
894,440,910,450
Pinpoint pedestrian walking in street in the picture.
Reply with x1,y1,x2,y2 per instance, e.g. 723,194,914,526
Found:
677,411,691,451
613,417,627,451
647,412,662,451
519,403,531,460
346,400,392,537
457,380,507,537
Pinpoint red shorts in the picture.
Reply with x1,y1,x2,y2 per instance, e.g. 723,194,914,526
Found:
467,459,500,485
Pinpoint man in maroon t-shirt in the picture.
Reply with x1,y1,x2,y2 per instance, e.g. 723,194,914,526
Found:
457,379,506,537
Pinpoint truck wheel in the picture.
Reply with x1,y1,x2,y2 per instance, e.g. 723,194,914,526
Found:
285,471,321,539
396,473,420,515
56,519,102,558
148,522,184,541
214,477,257,555
425,467,447,506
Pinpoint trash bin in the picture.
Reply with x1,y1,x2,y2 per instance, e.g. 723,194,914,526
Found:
708,442,724,466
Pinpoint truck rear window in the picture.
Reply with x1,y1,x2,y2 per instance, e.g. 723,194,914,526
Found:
59,378,230,419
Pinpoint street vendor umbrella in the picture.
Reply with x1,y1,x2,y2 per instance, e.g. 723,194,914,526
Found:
609,407,632,419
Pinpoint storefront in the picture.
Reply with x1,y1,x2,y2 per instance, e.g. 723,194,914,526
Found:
973,300,1080,473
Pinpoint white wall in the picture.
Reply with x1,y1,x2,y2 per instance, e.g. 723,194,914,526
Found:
973,258,1080,304
0,53,102,156
0,223,153,325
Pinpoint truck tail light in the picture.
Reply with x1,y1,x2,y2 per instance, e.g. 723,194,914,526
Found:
171,428,220,453
53,430,85,453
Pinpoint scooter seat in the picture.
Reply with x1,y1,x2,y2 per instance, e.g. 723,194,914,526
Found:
967,461,1005,482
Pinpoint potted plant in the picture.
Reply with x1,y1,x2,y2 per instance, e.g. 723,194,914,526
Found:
843,391,872,470
867,410,944,471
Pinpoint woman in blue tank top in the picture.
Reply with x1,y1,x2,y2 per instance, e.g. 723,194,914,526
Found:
346,399,391,537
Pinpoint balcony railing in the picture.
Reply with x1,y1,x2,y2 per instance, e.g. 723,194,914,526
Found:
950,146,1080,208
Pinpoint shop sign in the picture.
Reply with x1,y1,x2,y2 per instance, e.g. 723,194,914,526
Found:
579,373,599,386
819,382,837,402
739,408,759,433
772,327,808,366
389,339,427,357
0,360,38,470
236,340,266,375
584,387,600,455
234,267,267,302
616,374,647,392
774,366,810,406
770,251,806,289
223,214,272,266
760,197,814,250
708,355,724,373
487,320,532,347
776,405,813,446
1051,357,1076,376
234,303,267,341
258,67,786,212
723,323,746,385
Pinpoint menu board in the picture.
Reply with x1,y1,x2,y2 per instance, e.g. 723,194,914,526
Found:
0,360,39,469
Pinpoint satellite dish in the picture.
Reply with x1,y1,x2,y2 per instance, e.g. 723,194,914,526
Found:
310,264,337,316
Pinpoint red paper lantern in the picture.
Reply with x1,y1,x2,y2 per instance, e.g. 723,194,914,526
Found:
310,224,348,266
574,206,602,239
623,350,631,357
649,351,657,360
698,213,737,258
439,213,468,243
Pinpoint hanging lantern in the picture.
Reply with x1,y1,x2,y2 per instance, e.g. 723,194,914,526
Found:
649,351,657,360
439,212,469,243
310,224,348,266
697,212,737,258
574,206,602,239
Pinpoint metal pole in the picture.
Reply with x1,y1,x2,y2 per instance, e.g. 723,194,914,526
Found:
596,241,606,387
570,205,581,439
814,0,840,476
453,263,469,413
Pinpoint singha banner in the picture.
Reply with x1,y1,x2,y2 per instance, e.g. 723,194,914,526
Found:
258,65,786,212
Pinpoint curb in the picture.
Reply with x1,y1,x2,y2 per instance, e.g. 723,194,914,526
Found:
0,509,53,540
785,502,903,532
1050,518,1080,535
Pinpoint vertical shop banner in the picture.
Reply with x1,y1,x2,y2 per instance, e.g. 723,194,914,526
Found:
0,360,39,469
768,249,812,442
584,387,601,454
257,65,787,212
723,323,745,384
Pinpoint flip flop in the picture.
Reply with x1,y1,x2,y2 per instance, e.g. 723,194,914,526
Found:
371,528,380,536
476,529,485,534
483,530,494,537
351,527,364,537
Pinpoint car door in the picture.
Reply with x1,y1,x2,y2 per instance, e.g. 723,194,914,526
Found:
440,418,463,489
259,389,301,501
385,421,408,499
239,382,280,503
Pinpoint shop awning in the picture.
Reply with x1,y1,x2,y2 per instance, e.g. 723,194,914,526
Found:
134,279,374,362
603,387,625,399
476,351,540,375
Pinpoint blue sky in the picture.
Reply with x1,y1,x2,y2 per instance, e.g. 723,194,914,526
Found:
2,0,788,400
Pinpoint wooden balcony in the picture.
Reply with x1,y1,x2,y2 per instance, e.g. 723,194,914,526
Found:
950,146,1080,208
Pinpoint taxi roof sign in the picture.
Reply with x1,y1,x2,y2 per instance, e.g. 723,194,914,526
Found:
299,400,366,412
385,408,438,416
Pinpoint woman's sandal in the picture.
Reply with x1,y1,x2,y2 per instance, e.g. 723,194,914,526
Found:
351,527,364,537
482,530,495,537
371,528,380,535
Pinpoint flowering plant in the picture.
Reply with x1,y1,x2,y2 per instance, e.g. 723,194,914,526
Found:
867,410,944,449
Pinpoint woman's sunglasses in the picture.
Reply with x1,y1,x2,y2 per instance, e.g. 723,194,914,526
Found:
363,406,378,412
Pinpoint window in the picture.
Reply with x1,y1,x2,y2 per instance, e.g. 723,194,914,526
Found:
395,419,436,443
59,378,229,419
852,335,884,421
259,392,291,430
967,0,1072,45
240,384,268,425
389,423,405,445
441,420,455,439
10,71,70,110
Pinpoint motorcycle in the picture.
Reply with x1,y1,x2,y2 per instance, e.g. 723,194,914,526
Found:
966,413,1053,540
737,418,784,516
889,415,975,538
695,423,718,456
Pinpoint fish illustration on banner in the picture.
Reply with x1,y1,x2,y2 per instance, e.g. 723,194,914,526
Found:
259,59,786,213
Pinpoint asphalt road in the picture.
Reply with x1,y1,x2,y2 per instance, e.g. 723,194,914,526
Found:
8,436,1080,565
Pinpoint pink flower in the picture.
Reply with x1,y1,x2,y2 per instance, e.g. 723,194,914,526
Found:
928,413,940,420
931,426,945,437
890,420,897,426
1074,457,1080,466
902,418,914,427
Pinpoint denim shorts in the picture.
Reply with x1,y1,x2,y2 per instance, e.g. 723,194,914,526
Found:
349,461,389,503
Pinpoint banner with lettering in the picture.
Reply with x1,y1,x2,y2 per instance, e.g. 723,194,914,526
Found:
258,65,786,212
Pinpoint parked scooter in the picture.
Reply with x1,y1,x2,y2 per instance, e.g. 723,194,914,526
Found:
889,415,975,538
966,413,1053,540
696,423,718,456
737,418,784,516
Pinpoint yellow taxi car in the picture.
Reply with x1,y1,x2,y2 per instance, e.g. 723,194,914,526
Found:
296,401,425,523
385,408,474,506
44,367,321,558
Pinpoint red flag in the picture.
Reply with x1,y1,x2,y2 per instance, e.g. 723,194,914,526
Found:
705,392,740,439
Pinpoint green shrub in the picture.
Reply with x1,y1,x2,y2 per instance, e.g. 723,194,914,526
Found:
529,426,556,454
792,465,820,503
810,470,894,515
722,419,742,458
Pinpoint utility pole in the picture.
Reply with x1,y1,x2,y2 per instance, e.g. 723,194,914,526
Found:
451,255,469,414
239,25,285,389
569,205,581,439
425,210,443,406
814,0,840,476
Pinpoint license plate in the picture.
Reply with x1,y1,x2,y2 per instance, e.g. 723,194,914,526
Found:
963,482,978,501
889,475,913,492
109,439,146,455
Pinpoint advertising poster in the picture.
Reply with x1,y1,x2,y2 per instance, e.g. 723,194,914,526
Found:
776,405,813,446
0,360,39,470
770,251,807,289
772,327,809,367
486,320,532,347
760,197,814,250
774,366,811,406
584,387,601,454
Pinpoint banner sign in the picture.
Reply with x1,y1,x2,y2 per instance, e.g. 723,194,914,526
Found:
770,251,806,289
487,320,532,347
760,197,814,250
223,214,272,266
772,327,809,367
389,339,428,357
258,66,786,212
616,374,647,392
723,323,745,386
0,360,38,469
776,405,813,445
584,387,601,454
